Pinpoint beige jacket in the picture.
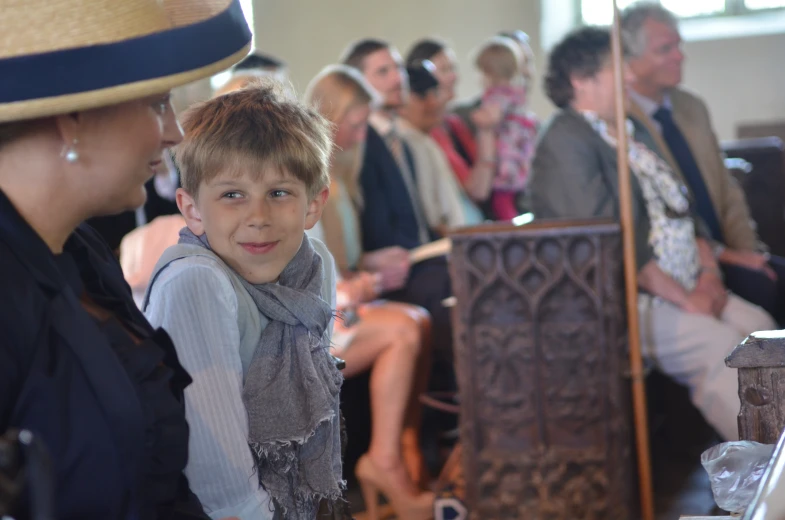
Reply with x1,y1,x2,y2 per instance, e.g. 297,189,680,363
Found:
628,88,759,251
398,119,470,230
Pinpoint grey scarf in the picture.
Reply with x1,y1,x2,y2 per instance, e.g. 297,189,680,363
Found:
179,228,345,519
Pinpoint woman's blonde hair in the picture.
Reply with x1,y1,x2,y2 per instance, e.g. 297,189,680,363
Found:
304,64,378,207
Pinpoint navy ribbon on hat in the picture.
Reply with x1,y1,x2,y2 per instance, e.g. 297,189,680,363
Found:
0,0,251,104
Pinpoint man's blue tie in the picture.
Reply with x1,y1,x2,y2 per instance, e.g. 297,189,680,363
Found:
653,106,725,243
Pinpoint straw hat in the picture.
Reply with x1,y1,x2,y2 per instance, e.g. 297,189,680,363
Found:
0,0,252,123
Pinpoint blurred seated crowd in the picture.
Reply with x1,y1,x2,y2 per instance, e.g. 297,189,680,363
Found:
4,1,784,519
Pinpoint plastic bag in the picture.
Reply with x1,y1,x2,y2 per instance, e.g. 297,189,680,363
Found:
701,441,775,514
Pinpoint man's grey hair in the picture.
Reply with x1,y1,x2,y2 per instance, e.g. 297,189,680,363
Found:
621,2,679,57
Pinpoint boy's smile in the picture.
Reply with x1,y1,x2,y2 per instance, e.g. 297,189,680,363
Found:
177,165,327,284
239,241,279,255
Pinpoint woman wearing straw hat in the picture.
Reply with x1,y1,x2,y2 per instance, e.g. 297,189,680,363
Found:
0,1,250,519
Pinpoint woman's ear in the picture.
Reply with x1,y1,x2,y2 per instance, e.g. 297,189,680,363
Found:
53,112,83,161
304,186,330,230
176,187,205,236
569,73,583,96
53,112,81,142
570,70,596,101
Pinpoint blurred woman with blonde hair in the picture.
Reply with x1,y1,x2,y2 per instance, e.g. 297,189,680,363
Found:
305,65,435,520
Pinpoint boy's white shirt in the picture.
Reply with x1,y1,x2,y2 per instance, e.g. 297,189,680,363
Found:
144,237,337,520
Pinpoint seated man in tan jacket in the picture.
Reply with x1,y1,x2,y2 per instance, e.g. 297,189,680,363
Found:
622,2,785,325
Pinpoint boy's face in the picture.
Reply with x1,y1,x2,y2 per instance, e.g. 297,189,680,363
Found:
177,166,328,284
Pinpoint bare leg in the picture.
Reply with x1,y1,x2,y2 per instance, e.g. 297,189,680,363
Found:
342,303,422,494
368,302,433,490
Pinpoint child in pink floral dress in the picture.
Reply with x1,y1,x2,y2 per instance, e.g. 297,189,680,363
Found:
475,37,538,220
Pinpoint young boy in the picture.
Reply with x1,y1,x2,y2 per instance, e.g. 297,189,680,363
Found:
143,83,342,520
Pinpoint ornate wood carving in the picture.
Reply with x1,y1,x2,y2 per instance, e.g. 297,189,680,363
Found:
726,332,785,444
447,219,634,519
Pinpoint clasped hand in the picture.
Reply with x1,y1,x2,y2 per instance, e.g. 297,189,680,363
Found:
682,271,728,317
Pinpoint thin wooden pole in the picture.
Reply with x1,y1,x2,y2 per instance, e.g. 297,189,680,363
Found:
610,3,656,519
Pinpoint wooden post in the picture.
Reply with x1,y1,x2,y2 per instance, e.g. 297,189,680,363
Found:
726,332,785,443
610,2,656,519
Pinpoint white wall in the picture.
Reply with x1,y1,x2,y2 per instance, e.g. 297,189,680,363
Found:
247,0,783,141
681,33,785,140
251,0,552,119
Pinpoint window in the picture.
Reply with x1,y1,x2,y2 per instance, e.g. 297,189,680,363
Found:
580,0,785,25
210,0,255,89
239,0,254,41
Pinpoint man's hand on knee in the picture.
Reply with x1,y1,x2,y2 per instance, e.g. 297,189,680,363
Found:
721,249,777,281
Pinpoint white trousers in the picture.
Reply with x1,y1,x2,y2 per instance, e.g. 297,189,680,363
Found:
638,293,777,441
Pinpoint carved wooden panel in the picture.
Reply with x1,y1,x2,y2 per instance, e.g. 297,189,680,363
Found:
726,333,785,444
447,219,634,520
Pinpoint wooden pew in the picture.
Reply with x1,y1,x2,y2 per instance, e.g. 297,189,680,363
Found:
446,219,635,519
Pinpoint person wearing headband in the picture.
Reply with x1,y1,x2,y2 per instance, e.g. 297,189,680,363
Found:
0,1,251,519
398,61,483,230
405,38,502,222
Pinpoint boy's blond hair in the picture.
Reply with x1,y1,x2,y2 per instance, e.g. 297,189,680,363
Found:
474,36,522,82
176,80,332,199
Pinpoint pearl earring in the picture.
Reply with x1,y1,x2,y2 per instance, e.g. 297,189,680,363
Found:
63,138,79,163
